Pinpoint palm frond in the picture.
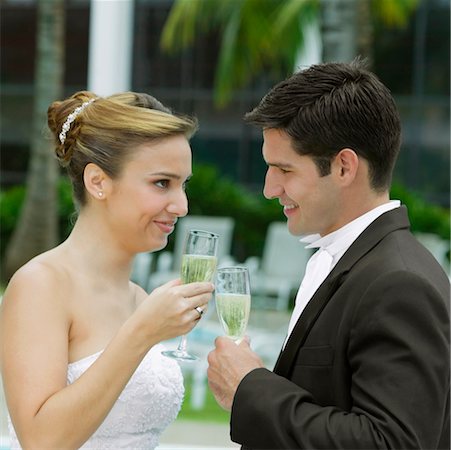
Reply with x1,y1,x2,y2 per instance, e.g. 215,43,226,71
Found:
274,0,318,35
374,0,419,28
160,0,419,107
214,4,243,106
273,0,320,71
160,0,219,52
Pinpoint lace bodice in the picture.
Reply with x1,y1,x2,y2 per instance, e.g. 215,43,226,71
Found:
8,343,184,449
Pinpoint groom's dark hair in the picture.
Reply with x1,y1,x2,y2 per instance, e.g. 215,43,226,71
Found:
244,58,402,192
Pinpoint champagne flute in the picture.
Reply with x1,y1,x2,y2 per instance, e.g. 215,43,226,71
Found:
215,267,251,344
162,229,218,361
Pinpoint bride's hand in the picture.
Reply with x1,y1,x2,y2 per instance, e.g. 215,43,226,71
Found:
131,279,214,344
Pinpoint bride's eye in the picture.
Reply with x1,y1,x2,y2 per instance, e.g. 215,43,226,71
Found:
155,179,169,189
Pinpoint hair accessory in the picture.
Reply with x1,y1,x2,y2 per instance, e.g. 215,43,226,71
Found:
59,98,96,144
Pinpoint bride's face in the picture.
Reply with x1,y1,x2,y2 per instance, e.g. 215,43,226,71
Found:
105,134,192,253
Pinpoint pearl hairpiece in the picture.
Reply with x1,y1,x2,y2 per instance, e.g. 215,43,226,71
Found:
59,98,96,144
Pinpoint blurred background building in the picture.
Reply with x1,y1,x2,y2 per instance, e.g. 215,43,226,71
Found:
0,2,449,444
1,0,450,206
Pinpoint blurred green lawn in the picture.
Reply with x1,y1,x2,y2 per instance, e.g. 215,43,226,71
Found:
178,374,230,423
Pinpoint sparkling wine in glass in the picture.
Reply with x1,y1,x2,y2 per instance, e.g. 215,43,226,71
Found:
162,229,218,361
215,267,251,344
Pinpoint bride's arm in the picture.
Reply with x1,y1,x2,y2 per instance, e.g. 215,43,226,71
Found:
0,263,212,450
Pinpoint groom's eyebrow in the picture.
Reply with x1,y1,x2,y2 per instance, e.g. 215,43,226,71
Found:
266,161,295,170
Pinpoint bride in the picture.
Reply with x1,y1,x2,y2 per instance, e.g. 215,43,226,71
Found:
0,90,214,449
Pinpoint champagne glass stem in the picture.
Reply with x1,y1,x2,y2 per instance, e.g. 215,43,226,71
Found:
177,335,188,353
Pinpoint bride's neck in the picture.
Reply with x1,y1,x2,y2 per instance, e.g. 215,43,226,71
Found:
62,211,133,285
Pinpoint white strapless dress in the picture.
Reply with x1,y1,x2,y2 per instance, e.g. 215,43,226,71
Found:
7,343,184,449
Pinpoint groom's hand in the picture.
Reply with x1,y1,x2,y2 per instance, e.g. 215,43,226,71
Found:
207,336,264,411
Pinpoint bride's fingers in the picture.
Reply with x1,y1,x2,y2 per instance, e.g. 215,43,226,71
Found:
185,292,211,311
194,304,208,315
193,306,203,321
176,282,215,297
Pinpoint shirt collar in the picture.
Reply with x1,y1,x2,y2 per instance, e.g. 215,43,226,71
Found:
299,200,401,256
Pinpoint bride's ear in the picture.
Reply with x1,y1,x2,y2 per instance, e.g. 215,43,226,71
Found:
83,163,111,200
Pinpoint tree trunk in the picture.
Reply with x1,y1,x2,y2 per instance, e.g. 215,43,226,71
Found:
3,0,65,281
320,0,358,63
356,0,373,66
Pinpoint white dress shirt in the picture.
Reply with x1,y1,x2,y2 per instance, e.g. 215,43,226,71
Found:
284,200,401,346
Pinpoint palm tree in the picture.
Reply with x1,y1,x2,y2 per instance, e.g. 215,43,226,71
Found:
161,0,418,108
3,0,65,281
161,0,318,107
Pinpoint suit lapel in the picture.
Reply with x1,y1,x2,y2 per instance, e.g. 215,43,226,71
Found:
274,273,344,377
273,206,410,378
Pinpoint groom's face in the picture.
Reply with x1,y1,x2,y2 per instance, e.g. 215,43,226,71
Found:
262,128,341,237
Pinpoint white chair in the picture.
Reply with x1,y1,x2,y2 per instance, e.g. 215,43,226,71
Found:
147,215,235,291
414,232,450,274
246,221,312,311
130,252,154,288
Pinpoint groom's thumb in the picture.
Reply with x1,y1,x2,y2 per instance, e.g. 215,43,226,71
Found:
240,335,251,346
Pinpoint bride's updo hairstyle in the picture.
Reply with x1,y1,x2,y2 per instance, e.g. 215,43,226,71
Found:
48,90,198,207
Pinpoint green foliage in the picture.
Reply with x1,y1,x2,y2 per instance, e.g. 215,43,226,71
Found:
186,164,284,260
0,168,449,266
161,0,319,107
186,165,450,259
0,185,25,260
0,186,24,233
161,0,419,107
0,179,76,260
390,182,450,239
373,0,419,28
57,177,77,237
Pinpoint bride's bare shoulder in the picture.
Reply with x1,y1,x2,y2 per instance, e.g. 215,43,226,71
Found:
15,246,67,278
3,247,71,308
0,249,72,369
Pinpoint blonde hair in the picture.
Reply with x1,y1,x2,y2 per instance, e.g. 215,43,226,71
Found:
47,90,198,206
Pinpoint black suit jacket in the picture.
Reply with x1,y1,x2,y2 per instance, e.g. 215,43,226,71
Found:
231,206,450,449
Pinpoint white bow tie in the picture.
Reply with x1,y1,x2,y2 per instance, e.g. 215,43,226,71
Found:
284,248,334,346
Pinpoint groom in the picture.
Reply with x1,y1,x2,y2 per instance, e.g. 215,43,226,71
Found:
207,60,450,449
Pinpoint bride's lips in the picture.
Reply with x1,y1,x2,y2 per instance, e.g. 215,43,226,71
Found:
154,220,176,234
